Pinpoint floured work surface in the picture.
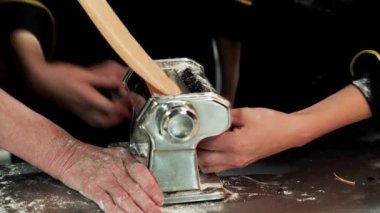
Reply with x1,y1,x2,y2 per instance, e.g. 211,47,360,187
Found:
1,124,380,212
0,163,101,213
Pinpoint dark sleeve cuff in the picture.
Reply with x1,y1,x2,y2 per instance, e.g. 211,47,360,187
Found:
350,50,380,118
0,1,55,57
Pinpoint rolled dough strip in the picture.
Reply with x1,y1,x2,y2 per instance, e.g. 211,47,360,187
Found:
78,0,181,95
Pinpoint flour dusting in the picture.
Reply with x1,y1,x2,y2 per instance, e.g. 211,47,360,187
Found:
222,175,318,203
200,181,222,190
0,189,98,212
0,163,39,179
0,165,102,212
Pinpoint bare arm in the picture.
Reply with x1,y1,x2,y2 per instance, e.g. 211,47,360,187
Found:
0,89,163,212
293,84,372,141
198,85,372,173
10,30,136,128
0,89,74,173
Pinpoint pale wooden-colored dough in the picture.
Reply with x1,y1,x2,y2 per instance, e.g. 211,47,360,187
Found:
78,0,181,95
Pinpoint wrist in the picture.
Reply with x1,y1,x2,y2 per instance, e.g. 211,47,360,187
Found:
46,137,84,180
2,115,80,179
28,119,83,179
290,111,323,146
289,111,320,147
291,85,371,144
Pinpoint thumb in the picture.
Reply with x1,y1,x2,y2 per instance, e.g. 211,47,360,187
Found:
231,108,245,127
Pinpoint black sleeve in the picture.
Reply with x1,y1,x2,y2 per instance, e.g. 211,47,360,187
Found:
346,0,380,118
0,1,55,58
350,50,380,118
211,0,252,40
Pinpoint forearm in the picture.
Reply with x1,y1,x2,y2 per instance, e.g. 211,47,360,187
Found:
11,30,61,101
293,85,372,143
11,29,47,75
0,89,79,178
10,29,54,99
0,89,165,211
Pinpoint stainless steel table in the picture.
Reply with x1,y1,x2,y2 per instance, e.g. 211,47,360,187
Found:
1,124,379,213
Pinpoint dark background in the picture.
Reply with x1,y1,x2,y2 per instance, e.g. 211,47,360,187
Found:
235,0,369,112
1,0,380,152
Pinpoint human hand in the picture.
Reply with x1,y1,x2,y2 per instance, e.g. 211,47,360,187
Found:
28,60,141,128
0,85,160,212
54,142,163,213
197,108,310,173
11,30,140,128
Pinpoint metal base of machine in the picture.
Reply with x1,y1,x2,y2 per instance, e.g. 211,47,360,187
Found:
163,173,225,205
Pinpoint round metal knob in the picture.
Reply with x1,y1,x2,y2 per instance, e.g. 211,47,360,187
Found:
161,105,198,142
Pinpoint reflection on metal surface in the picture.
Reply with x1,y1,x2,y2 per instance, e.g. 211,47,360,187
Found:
164,189,224,205
163,173,225,205
162,200,224,213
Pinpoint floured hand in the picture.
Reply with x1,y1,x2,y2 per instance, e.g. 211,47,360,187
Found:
55,143,163,213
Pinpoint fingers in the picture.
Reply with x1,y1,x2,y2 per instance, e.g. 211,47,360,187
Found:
197,108,246,151
81,88,117,111
80,69,133,127
104,160,161,213
231,108,246,126
81,183,125,213
89,60,127,88
198,131,237,151
197,148,253,173
67,62,133,127
99,95,141,127
126,162,164,206
86,110,127,128
197,149,233,173
91,60,127,80
118,91,146,114
122,181,160,213
199,165,230,174
80,88,123,113
98,180,144,213
82,70,123,90
79,89,131,127
116,174,161,213
80,160,161,213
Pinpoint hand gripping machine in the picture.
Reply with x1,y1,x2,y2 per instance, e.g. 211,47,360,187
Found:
123,58,231,205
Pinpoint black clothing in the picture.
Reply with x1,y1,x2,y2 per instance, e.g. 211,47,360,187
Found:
351,50,380,118
235,0,380,113
0,0,246,146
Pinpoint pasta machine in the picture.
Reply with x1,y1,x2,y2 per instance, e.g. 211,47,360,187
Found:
123,58,231,205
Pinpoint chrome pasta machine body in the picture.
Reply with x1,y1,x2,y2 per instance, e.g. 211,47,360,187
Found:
123,58,231,205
